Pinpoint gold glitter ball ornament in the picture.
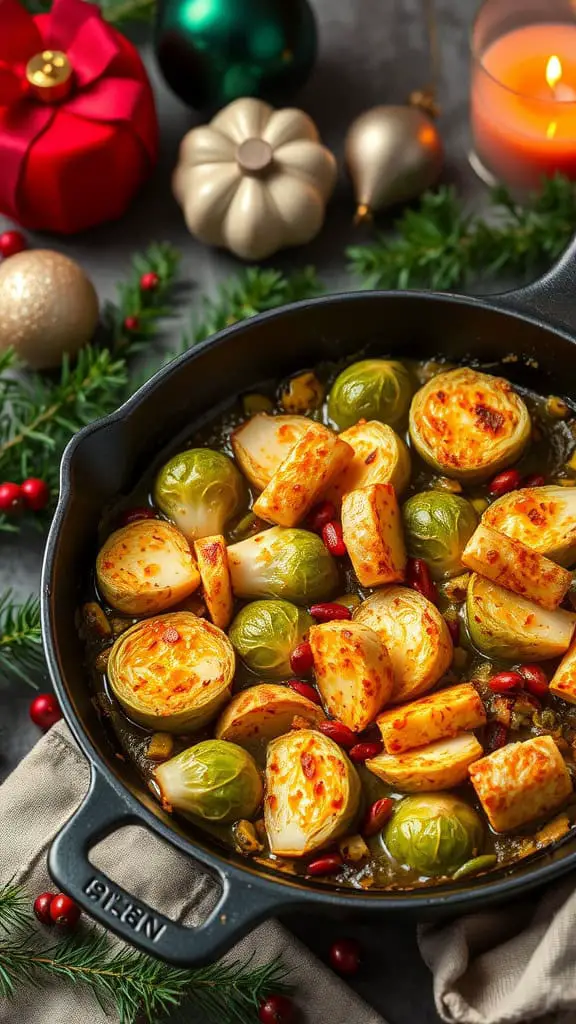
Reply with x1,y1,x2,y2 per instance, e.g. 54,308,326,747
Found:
0,250,99,370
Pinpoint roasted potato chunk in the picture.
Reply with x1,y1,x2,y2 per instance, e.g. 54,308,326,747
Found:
341,483,407,587
377,682,486,755
549,639,576,705
468,736,573,832
366,733,483,792
483,485,576,567
309,620,395,731
215,683,324,751
194,534,233,629
231,413,309,491
462,523,571,610
326,420,411,502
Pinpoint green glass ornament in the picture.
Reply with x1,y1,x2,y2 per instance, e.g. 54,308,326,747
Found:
154,0,318,112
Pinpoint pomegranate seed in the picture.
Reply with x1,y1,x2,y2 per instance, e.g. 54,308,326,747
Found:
523,473,546,488
486,721,508,751
363,797,394,837
318,720,357,748
445,617,460,646
310,602,352,623
518,664,549,698
322,520,347,556
290,641,313,675
307,500,337,534
406,558,438,604
286,680,323,706
488,469,522,497
349,741,383,762
488,670,524,693
307,853,343,876
329,937,362,975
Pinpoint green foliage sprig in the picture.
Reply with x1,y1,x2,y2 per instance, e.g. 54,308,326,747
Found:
0,882,291,1024
0,592,43,687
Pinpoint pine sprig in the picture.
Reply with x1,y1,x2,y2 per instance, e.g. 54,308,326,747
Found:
0,592,43,687
0,883,291,1024
347,175,576,291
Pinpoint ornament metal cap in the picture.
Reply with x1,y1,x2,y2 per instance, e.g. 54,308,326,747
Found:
26,50,73,103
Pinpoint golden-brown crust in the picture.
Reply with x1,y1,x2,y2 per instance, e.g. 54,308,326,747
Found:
462,523,572,610
194,534,233,629
309,620,395,731
377,682,486,754
341,483,406,587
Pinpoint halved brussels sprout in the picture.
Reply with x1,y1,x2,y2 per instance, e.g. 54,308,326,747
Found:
155,739,263,823
409,368,531,481
483,485,576,567
354,587,453,703
466,573,576,661
227,527,339,605
403,491,478,580
384,793,484,876
462,523,572,610
309,620,394,731
228,600,313,677
107,612,235,732
96,520,200,615
326,420,411,502
265,729,361,856
154,448,246,541
215,683,324,750
328,359,413,431
193,534,233,629
231,414,309,491
366,733,483,791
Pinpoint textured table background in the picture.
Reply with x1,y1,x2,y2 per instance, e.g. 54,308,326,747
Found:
0,1,488,1020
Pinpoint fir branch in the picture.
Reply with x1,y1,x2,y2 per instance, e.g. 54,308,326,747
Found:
0,884,29,935
347,175,576,291
0,592,43,687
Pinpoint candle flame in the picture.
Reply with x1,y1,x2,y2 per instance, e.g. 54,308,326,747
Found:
546,55,563,92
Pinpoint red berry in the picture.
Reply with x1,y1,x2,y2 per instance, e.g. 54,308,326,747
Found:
406,558,438,604
349,741,383,762
518,664,549,698
363,797,394,837
0,230,27,258
140,271,159,291
488,670,524,693
318,720,357,748
123,315,140,332
329,937,362,976
523,473,546,488
307,500,337,534
309,602,352,623
290,641,313,675
445,617,460,646
488,469,522,497
322,520,347,556
21,477,50,512
49,893,80,929
486,721,509,751
33,892,55,925
307,853,343,876
0,481,23,513
29,693,62,731
258,994,295,1024
286,680,323,705
119,506,156,526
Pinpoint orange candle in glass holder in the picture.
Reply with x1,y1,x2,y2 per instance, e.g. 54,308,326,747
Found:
471,24,576,191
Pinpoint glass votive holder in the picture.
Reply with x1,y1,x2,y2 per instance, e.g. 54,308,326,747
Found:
470,0,576,196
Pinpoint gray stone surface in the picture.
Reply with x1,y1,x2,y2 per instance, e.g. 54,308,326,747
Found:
0,2,489,1020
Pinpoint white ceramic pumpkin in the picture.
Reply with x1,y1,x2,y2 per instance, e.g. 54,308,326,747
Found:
173,98,337,261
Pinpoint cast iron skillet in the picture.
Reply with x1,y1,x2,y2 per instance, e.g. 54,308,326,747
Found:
43,237,576,967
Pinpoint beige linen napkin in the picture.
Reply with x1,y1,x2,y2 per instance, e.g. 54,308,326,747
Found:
0,721,383,1024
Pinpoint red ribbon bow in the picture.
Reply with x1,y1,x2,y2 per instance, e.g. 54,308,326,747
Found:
0,0,155,214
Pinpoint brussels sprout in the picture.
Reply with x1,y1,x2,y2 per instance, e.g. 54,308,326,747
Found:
354,587,453,703
154,448,246,541
483,485,576,567
231,414,309,492
328,359,413,431
326,420,411,501
384,793,484,877
409,368,531,481
265,729,361,856
107,612,235,732
227,527,339,605
228,600,314,678
403,491,478,580
155,740,263,823
215,683,324,750
466,573,576,661
96,520,200,615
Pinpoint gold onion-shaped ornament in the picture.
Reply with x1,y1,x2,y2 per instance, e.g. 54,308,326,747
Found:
345,92,443,223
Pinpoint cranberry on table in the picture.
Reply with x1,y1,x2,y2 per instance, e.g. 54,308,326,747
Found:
0,482,23,513
307,853,343,876
518,664,549,698
286,680,323,706
488,670,524,693
139,270,159,291
29,693,62,731
329,937,362,976
33,891,55,925
123,315,140,332
290,641,313,675
318,720,356,749
310,602,352,623
21,477,50,511
488,468,522,497
0,230,27,258
49,893,81,929
321,520,347,556
307,500,336,534
349,741,383,762
363,797,394,837
258,994,295,1024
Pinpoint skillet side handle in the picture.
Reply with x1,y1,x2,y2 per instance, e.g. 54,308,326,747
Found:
495,235,576,332
48,769,281,967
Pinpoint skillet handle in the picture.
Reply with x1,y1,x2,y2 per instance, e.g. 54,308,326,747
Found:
48,769,281,966
495,235,576,332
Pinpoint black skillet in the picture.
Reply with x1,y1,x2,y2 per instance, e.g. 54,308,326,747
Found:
42,237,576,966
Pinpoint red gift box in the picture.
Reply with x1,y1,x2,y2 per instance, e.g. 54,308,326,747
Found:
0,0,158,234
